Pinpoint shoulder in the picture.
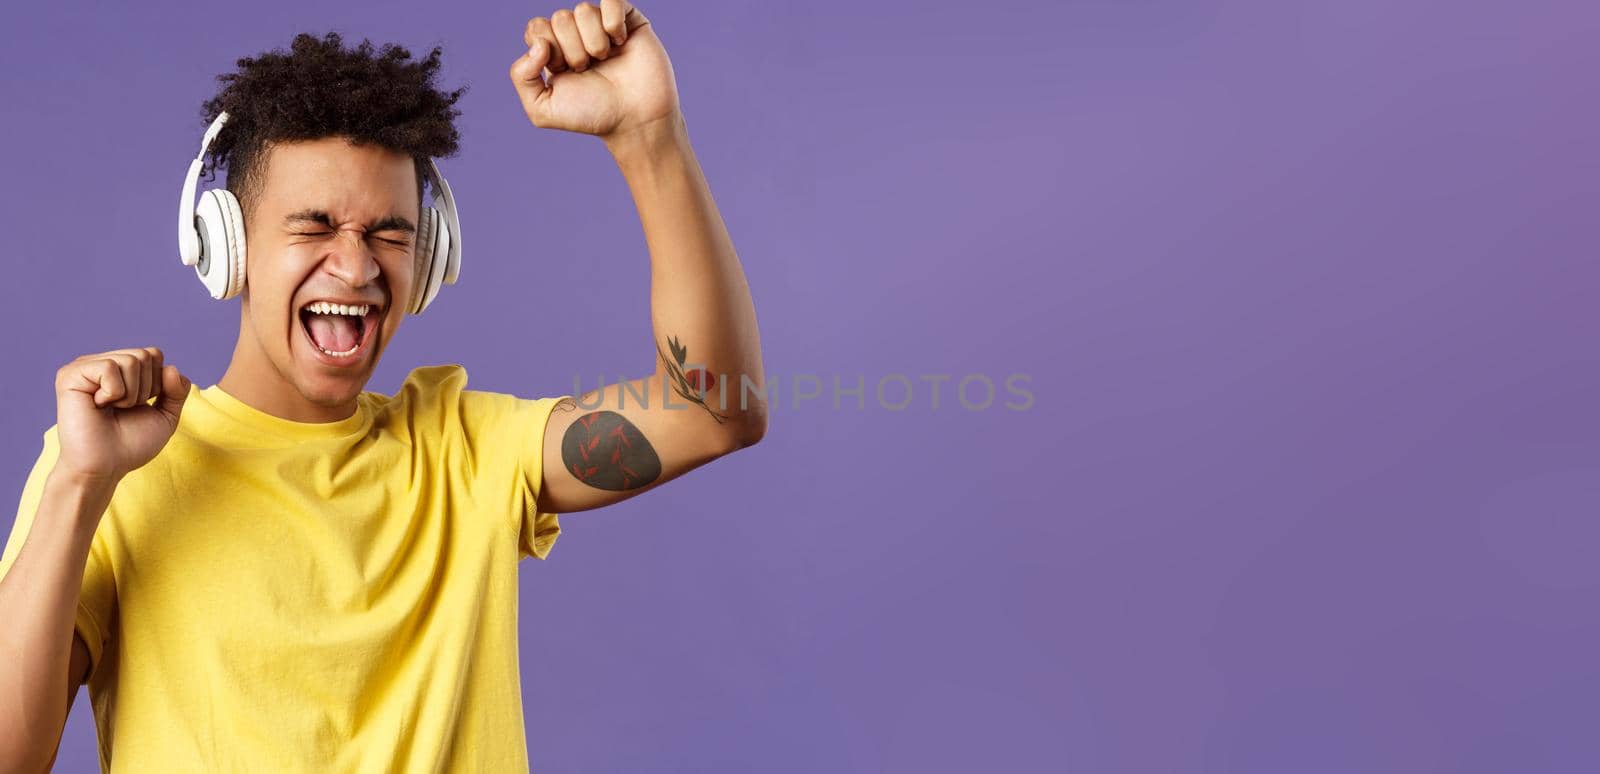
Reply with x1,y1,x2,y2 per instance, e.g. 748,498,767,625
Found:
366,362,565,429
366,363,471,412
363,363,489,438
398,362,472,395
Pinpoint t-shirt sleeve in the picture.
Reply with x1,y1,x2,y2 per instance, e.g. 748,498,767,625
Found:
0,425,117,679
433,365,571,560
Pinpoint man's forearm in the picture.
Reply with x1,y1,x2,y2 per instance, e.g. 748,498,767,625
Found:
605,111,767,443
0,470,113,772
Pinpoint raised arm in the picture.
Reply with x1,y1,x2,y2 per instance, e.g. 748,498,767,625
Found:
509,1,767,513
0,348,190,772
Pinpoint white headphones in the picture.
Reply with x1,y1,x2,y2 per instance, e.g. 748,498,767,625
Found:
177,110,463,315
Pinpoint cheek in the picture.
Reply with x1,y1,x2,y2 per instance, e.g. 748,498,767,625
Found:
246,246,302,294
385,252,417,310
244,249,310,328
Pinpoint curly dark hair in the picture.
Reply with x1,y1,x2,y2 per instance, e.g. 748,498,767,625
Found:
198,31,468,223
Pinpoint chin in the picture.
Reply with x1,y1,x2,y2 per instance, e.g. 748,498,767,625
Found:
289,346,382,406
296,374,368,406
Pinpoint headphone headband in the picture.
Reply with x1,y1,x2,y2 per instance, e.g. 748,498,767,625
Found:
178,111,231,267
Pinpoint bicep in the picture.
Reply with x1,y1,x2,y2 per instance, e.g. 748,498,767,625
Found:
537,371,741,513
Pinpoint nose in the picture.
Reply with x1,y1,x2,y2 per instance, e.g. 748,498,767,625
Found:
324,228,382,289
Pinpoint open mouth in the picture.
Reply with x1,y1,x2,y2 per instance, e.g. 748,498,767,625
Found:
298,301,381,365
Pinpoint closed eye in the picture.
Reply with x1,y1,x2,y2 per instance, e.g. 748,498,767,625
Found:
293,230,410,247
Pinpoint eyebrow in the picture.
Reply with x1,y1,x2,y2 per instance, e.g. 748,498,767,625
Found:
284,209,416,234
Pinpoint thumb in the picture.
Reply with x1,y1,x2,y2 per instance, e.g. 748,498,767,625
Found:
155,365,190,423
510,42,552,122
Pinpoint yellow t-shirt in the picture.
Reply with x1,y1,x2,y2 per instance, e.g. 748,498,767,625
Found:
0,363,569,772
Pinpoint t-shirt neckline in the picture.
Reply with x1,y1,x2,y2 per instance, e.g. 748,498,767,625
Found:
193,382,371,441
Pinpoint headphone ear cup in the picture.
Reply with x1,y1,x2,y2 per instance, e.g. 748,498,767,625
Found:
416,206,451,315
441,214,460,286
194,189,247,300
409,206,438,315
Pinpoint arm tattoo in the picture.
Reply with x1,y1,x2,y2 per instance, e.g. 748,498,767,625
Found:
561,411,662,491
656,334,729,423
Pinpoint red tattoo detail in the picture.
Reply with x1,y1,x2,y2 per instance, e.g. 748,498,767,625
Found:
684,368,716,393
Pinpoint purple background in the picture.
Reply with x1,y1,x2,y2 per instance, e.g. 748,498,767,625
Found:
3,0,1596,771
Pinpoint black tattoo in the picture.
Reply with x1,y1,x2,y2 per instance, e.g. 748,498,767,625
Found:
655,334,728,423
561,411,662,491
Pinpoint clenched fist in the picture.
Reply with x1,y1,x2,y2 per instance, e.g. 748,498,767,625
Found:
54,347,190,483
509,1,680,141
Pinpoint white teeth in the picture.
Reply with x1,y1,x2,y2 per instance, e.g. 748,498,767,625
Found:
304,301,370,317
314,341,362,357
302,300,371,358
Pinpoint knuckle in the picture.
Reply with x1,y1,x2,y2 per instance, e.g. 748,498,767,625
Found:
552,8,573,22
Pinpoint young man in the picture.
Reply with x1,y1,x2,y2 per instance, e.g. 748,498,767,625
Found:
0,2,766,770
